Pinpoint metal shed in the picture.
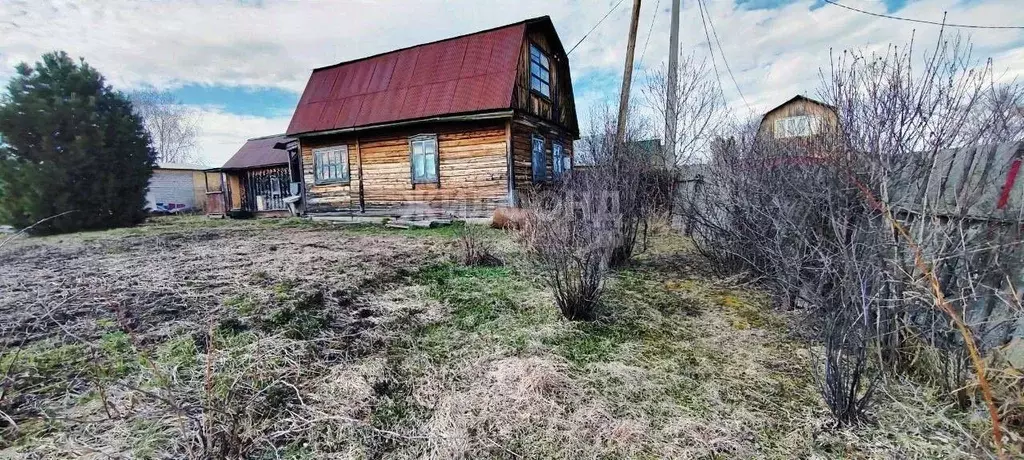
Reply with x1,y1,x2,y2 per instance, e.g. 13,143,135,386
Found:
146,162,207,213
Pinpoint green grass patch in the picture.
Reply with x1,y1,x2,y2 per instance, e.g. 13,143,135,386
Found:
155,334,200,370
98,331,141,378
129,419,173,459
261,289,329,340
546,321,631,365
411,263,557,359
225,293,260,316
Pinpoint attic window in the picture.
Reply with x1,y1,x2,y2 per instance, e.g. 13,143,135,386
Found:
774,116,819,138
530,44,551,98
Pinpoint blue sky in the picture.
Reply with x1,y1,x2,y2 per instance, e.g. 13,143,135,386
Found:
171,84,299,118
2,0,1022,165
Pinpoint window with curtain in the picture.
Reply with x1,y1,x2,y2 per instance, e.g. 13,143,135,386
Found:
410,134,438,183
773,115,819,138
313,145,349,184
529,44,551,98
552,142,565,178
532,134,546,182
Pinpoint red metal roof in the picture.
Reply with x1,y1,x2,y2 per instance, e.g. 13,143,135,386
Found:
286,19,529,136
222,134,293,169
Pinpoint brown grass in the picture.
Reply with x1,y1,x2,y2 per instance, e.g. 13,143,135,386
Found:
0,216,1003,458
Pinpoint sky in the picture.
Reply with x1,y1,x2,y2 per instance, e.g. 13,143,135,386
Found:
1,0,1022,166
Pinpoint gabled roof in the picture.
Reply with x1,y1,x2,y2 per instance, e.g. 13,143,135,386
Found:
760,95,836,121
286,17,551,136
222,134,292,169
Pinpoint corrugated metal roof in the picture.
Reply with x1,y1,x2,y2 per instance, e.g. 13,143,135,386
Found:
222,134,293,169
286,18,534,136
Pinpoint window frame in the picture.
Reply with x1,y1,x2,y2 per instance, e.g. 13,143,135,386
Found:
408,133,440,184
774,115,818,139
531,134,547,183
312,145,350,185
529,43,551,99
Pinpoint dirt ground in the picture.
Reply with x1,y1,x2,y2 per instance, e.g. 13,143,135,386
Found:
0,217,999,459
0,219,448,348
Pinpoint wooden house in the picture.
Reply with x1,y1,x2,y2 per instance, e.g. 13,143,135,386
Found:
757,95,838,140
285,16,579,219
210,134,299,217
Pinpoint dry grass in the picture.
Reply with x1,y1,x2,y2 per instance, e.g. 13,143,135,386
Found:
0,216,1001,458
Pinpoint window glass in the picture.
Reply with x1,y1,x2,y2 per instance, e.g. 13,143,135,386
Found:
529,44,551,97
552,143,564,178
532,135,546,182
774,116,819,138
313,146,349,183
410,135,438,183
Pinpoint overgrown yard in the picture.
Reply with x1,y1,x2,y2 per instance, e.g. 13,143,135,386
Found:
0,217,993,458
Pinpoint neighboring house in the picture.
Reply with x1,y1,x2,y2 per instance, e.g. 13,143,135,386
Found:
757,95,839,140
146,162,207,213
573,135,664,167
213,134,299,217
285,16,579,218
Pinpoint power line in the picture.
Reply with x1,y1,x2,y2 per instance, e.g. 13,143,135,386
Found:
823,0,1024,30
695,0,721,87
700,0,750,111
568,0,628,55
636,0,662,70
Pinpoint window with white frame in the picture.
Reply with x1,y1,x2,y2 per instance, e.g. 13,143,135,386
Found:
313,145,349,184
773,115,819,138
529,44,551,98
410,134,438,183
552,142,566,178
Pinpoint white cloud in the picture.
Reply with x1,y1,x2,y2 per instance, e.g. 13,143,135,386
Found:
193,107,291,167
1,0,1023,165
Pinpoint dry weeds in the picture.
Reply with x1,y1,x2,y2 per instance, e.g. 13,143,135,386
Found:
0,217,1000,458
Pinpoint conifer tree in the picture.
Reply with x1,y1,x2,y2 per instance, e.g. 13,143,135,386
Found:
0,51,156,234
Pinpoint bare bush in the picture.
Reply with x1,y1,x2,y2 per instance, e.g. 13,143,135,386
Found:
519,99,673,319
818,296,879,426
682,28,1023,452
519,177,615,320
456,223,502,267
579,103,667,266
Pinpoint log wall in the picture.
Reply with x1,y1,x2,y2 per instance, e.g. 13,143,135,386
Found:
300,119,511,217
512,24,578,136
511,116,575,199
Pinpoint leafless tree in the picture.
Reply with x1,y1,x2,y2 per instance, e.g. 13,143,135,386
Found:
129,90,203,165
966,83,1024,145
579,102,671,266
642,54,728,167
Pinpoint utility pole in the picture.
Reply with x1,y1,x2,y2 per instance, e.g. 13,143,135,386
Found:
665,0,681,168
614,0,643,155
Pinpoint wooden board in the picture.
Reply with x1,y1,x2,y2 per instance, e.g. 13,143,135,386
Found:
301,119,511,217
510,117,575,199
510,24,578,136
